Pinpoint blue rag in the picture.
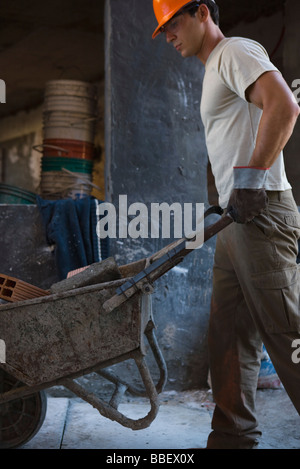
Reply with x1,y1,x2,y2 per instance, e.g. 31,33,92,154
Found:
36,196,108,279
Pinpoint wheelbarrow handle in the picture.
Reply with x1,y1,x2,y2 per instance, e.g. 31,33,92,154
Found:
103,208,233,314
204,211,233,241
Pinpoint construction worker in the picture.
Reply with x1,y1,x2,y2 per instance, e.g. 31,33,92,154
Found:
152,0,300,449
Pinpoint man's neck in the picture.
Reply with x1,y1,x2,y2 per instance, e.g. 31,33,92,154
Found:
196,27,225,65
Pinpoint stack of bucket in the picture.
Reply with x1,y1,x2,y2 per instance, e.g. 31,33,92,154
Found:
0,183,37,205
39,80,97,200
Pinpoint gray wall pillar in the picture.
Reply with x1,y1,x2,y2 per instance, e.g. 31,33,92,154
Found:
105,0,215,389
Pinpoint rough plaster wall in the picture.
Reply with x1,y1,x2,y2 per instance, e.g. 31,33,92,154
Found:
0,107,43,191
105,0,215,389
1,133,40,192
0,205,58,289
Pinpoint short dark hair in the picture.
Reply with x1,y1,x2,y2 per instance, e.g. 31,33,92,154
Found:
183,1,220,27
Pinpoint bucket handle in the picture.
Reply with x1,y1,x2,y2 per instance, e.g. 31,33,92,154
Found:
61,168,102,191
69,116,98,127
32,144,69,154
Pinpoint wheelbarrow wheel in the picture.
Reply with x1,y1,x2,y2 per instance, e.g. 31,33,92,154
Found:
0,370,47,449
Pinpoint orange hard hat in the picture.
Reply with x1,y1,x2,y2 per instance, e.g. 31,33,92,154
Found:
152,0,196,39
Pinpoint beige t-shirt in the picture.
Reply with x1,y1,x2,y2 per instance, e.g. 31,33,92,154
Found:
200,37,291,208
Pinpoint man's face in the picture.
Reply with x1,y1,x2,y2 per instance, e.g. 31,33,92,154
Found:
162,9,204,58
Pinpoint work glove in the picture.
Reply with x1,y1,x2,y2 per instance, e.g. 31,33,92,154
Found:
227,167,269,224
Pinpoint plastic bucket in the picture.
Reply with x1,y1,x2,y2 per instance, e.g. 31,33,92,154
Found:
40,172,92,189
37,139,94,160
43,111,96,142
42,80,97,143
40,170,92,200
45,80,97,99
43,111,95,127
43,125,95,143
43,95,97,115
41,156,93,173
43,80,97,143
44,80,97,115
0,184,36,204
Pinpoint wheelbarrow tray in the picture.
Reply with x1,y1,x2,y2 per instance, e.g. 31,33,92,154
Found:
0,278,150,387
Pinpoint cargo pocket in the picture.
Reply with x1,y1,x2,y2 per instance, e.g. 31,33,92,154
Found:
284,214,300,230
251,266,300,333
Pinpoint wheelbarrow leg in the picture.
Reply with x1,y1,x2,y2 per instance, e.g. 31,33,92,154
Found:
96,319,168,398
61,351,160,431
144,320,168,394
109,382,128,410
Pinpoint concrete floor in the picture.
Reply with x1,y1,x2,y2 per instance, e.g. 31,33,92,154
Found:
21,387,300,450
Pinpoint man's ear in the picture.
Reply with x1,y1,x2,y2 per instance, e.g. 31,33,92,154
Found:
197,4,210,22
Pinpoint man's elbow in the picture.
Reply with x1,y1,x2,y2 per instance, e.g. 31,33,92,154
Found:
291,103,300,130
289,90,300,117
284,99,300,126
294,102,300,120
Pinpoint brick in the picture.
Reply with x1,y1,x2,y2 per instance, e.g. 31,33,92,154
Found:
0,274,50,302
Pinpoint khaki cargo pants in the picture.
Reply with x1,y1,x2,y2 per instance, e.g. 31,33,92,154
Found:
207,190,300,449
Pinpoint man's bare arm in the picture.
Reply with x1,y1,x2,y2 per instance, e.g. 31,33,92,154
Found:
246,71,300,168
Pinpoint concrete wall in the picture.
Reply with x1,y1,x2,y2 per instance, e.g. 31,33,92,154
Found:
0,205,59,290
0,108,43,192
105,0,214,390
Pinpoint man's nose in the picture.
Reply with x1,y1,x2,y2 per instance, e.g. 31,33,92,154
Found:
165,30,175,43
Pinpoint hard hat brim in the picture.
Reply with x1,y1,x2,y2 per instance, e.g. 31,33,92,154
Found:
152,6,182,39
152,0,198,39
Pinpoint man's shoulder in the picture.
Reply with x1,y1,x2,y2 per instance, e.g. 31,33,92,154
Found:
218,37,269,59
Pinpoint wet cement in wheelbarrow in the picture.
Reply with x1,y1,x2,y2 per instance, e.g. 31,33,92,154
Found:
21,387,300,449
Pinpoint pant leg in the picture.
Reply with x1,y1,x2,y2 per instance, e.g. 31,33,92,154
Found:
234,190,300,414
208,190,300,448
207,234,263,449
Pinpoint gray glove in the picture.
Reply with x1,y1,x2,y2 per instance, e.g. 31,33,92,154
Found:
227,167,269,224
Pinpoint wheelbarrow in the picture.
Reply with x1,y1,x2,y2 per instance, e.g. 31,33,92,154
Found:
0,207,232,449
